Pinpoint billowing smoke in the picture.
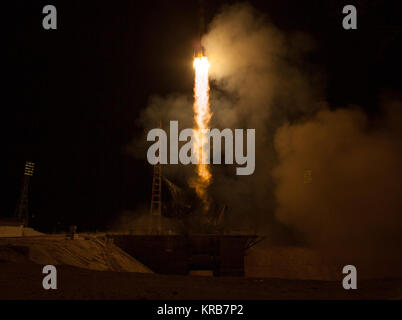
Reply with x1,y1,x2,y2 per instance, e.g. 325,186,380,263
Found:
131,3,320,232
128,3,402,276
273,100,402,275
203,3,320,130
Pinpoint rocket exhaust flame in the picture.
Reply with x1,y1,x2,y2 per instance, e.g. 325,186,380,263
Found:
191,56,212,210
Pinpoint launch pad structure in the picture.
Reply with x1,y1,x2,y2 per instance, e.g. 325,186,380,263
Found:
133,132,261,277
108,234,260,277
136,117,260,277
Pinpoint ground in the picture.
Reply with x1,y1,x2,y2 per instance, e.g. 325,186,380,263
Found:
0,235,151,273
1,235,401,299
1,262,401,300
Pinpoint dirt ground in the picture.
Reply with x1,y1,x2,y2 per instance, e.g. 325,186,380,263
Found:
1,262,401,300
0,236,152,273
1,235,402,299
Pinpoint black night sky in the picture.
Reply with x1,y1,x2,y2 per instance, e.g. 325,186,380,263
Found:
5,0,402,232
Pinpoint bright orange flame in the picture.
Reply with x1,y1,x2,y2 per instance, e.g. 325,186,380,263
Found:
191,56,212,210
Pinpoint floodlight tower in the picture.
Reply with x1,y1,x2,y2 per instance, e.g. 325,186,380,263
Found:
16,161,35,227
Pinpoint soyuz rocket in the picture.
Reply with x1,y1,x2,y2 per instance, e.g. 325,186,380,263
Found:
194,0,206,57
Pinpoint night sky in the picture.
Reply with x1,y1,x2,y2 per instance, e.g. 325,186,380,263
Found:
5,0,402,232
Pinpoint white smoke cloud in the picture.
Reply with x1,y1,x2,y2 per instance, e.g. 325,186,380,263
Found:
124,1,402,278
131,3,321,232
273,100,402,275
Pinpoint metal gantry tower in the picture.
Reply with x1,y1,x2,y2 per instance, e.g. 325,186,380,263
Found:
16,161,35,227
149,121,162,235
149,162,162,234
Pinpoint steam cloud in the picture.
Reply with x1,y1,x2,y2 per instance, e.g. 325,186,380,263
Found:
132,3,320,232
129,3,402,275
273,101,402,274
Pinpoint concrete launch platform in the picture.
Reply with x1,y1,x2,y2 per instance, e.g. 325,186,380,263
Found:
108,234,260,276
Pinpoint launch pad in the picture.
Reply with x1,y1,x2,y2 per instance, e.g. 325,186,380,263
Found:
108,234,260,277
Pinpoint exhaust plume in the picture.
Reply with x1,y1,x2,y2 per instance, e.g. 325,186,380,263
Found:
191,56,212,210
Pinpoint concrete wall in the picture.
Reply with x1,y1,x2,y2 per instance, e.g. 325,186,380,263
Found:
245,245,340,281
0,225,23,238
